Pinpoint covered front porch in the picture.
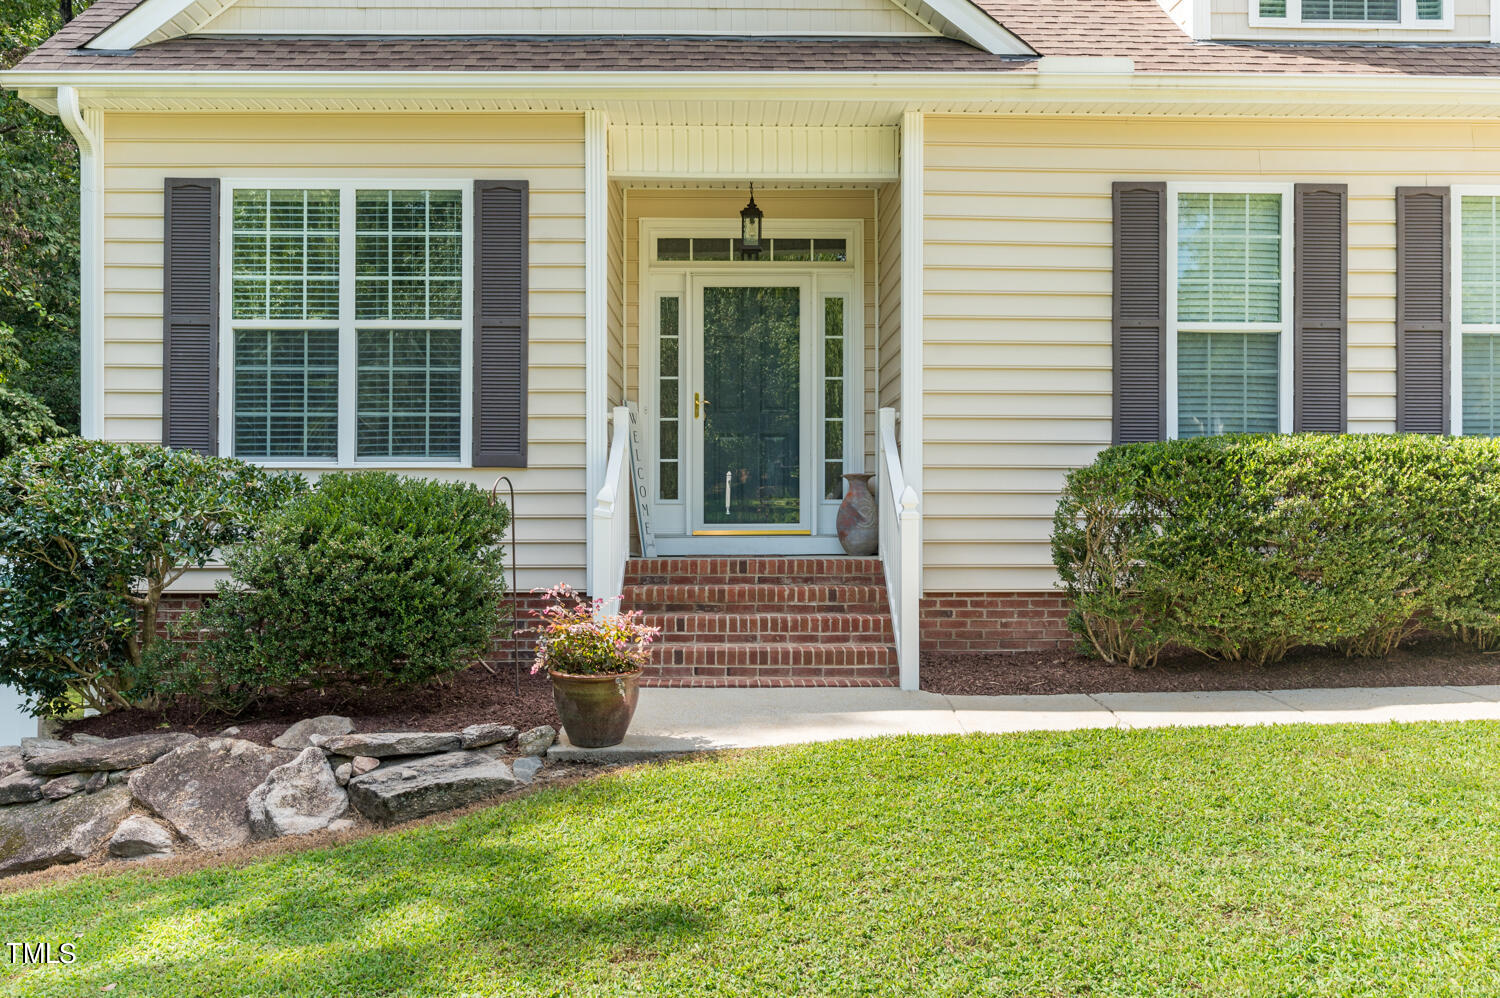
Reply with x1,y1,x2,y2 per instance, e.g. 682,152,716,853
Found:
581,113,926,688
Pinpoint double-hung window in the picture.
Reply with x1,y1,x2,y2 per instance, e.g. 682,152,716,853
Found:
1168,185,1294,438
224,182,470,465
1453,191,1500,435
1254,0,1447,28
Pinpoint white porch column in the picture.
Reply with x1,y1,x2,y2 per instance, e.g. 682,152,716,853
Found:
583,110,609,594
58,87,103,440
899,109,923,494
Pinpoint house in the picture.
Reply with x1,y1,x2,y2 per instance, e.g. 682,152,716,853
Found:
6,0,1500,691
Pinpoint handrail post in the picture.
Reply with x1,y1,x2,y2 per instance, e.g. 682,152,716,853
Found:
590,405,632,619
877,407,922,691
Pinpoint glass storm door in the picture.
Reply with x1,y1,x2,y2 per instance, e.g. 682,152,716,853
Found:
691,279,811,534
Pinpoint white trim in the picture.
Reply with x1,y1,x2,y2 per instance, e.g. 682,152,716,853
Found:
918,0,1034,53
899,110,923,496
1249,0,1454,30
215,177,473,468
1492,0,1500,43
1164,182,1296,439
56,87,103,440
584,110,609,595
636,216,863,551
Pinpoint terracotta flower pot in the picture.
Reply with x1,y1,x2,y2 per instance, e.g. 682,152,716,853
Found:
548,668,641,748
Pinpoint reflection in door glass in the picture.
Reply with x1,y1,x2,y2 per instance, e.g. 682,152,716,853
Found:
702,286,801,526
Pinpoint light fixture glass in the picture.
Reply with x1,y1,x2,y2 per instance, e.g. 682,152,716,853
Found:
740,183,764,254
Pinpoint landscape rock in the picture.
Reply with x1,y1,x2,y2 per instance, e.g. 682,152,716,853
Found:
129,738,296,851
334,756,379,787
107,816,174,860
0,747,23,780
327,818,356,834
272,716,354,750
71,734,111,746
0,786,131,876
513,757,543,784
247,748,349,840
41,774,87,800
0,772,44,805
315,732,462,758
106,770,131,786
347,751,517,822
84,772,109,793
516,726,557,757
19,738,69,760
25,732,198,776
459,723,516,749
217,726,241,738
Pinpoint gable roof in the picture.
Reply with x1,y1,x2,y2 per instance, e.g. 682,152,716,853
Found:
82,0,1033,55
16,0,1500,77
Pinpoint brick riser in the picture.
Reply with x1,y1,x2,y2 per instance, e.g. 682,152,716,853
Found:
622,557,897,687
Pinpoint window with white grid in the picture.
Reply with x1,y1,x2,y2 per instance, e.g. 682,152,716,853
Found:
1170,188,1292,439
224,183,470,465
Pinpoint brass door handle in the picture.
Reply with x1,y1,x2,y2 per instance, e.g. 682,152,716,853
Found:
695,392,710,418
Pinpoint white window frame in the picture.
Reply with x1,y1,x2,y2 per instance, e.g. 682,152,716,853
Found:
1165,182,1295,439
1250,0,1452,30
1448,186,1500,435
217,178,473,469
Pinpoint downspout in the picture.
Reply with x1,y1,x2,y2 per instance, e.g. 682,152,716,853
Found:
56,86,102,440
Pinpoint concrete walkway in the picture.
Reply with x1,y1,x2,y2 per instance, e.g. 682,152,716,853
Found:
548,684,1500,760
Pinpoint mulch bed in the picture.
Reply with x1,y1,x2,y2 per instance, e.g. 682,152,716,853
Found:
60,661,559,747
922,637,1500,697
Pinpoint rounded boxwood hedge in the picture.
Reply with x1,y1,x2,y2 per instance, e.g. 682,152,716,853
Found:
1052,433,1500,667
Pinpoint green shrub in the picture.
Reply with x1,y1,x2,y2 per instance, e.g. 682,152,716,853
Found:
1052,434,1500,667
0,440,303,714
157,471,511,712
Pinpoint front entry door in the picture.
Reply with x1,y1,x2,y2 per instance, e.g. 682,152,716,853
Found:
690,277,812,535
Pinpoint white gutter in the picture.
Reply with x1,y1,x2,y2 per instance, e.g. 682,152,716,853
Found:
55,86,102,441
10,67,1500,116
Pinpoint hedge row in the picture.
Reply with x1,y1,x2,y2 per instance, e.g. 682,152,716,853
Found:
1052,434,1500,667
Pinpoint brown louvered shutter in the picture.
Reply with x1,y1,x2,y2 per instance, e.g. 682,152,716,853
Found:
161,178,220,454
1294,183,1348,432
1112,181,1167,444
473,180,529,467
1395,187,1450,434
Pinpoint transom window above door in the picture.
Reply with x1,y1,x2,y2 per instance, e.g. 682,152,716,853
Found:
224,183,470,466
654,236,847,263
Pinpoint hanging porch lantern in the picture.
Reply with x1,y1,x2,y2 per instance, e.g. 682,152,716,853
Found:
740,183,764,256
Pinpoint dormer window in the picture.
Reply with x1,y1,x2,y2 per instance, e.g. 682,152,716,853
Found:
1255,0,1446,27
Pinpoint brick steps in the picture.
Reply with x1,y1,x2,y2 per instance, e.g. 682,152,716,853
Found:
642,612,894,644
626,584,889,615
623,557,897,685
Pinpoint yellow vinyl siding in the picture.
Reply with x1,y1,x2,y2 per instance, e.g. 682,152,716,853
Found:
921,114,1498,592
1210,0,1489,40
607,180,625,408
877,180,902,413
201,0,935,36
621,186,880,471
101,111,587,589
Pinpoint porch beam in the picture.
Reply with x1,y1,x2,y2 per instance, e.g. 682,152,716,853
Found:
584,108,609,594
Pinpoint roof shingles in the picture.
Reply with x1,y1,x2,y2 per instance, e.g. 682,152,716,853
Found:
14,0,1500,77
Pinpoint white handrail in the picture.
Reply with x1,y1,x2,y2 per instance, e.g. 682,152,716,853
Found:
589,405,633,619
878,407,921,690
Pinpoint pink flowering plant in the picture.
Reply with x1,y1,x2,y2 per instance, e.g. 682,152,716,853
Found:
529,583,660,677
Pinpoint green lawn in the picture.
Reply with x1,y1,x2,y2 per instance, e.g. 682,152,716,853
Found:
4,723,1500,997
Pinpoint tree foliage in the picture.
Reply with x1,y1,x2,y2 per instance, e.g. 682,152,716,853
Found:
0,440,304,715
1,0,87,431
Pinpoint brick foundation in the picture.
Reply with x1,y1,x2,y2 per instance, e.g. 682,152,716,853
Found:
919,592,1073,654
